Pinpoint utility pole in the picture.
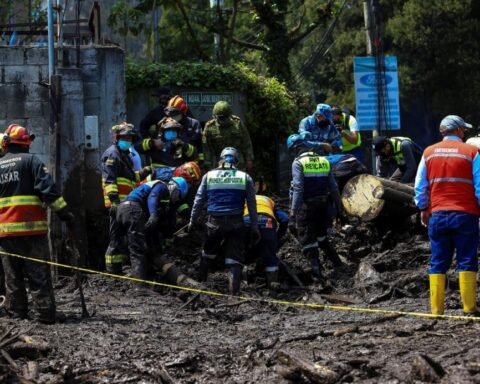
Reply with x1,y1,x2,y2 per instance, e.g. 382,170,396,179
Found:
152,1,161,62
363,0,378,170
210,0,224,62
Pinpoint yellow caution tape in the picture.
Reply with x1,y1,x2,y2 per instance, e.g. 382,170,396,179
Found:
0,249,479,322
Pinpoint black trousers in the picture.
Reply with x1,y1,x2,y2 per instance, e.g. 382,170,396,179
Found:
0,235,55,321
296,199,329,262
203,215,245,266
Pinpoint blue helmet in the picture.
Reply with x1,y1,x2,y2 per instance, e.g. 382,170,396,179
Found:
172,176,189,199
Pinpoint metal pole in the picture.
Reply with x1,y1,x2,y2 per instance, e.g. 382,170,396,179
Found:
363,0,377,170
47,0,55,77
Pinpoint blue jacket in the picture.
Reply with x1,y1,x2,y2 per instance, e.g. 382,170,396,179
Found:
291,152,339,211
191,166,258,227
298,115,342,149
125,180,170,216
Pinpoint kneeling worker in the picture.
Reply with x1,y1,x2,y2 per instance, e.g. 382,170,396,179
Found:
188,147,259,295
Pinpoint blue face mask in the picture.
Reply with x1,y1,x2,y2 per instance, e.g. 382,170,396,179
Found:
118,140,132,151
164,130,178,141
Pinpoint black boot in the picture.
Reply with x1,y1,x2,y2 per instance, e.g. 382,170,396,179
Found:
198,257,210,282
310,256,322,283
228,265,242,295
266,270,280,294
319,240,343,267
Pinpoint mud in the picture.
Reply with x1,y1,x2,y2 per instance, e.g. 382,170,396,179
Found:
2,217,480,383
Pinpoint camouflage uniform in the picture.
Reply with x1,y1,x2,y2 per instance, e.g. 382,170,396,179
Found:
202,101,254,170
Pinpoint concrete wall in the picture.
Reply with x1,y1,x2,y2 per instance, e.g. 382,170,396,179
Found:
0,46,126,264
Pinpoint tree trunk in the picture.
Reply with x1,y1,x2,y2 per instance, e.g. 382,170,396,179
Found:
341,174,417,221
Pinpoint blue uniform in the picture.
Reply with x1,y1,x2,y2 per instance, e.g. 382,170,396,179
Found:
298,116,342,150
126,181,170,216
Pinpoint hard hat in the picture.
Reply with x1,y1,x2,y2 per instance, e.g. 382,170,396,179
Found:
220,147,239,164
167,95,188,114
171,176,189,199
158,118,183,132
286,134,304,151
112,122,137,140
213,101,233,119
5,124,35,146
173,162,201,185
439,115,473,133
372,136,389,152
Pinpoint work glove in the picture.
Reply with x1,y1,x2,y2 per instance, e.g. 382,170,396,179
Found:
145,214,159,232
109,203,119,219
57,208,75,229
139,166,152,179
250,227,261,245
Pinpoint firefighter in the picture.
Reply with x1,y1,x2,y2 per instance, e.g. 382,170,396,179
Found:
287,134,340,284
135,119,198,175
188,147,259,295
164,96,204,165
115,176,189,279
102,122,151,274
0,124,74,323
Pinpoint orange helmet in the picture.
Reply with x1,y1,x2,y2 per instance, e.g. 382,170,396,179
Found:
5,124,35,146
167,95,188,114
173,161,202,185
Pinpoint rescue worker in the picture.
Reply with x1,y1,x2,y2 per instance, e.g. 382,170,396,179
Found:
115,176,189,279
102,122,151,274
326,153,368,192
203,101,254,172
415,115,480,316
0,124,74,323
188,147,259,295
164,96,204,164
136,118,197,172
287,134,341,283
298,103,342,154
243,195,288,291
332,106,362,161
373,136,422,184
139,86,171,139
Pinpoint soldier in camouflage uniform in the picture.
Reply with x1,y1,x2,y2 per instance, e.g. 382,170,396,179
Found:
202,101,254,172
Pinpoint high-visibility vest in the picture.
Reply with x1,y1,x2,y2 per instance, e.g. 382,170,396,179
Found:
340,113,362,152
424,139,480,215
296,152,331,200
244,195,275,219
390,137,412,166
206,168,247,214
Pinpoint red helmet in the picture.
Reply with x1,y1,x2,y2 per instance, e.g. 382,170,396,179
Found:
173,161,201,185
167,95,188,114
5,124,35,146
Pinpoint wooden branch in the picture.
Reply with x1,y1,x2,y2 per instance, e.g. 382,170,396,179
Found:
225,0,240,60
230,35,268,51
174,0,208,60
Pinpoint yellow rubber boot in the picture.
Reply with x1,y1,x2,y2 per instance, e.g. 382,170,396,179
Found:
459,271,480,314
429,274,446,315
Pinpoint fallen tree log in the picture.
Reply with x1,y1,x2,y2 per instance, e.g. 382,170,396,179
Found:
152,254,203,289
341,174,418,221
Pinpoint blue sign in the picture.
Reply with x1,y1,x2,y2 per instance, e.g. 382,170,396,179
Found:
353,56,401,131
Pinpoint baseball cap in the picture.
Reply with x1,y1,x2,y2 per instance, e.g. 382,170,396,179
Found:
439,115,472,133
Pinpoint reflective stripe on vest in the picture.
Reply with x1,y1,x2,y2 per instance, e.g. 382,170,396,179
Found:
244,195,275,218
391,137,412,166
341,113,362,152
0,195,47,237
206,169,247,213
424,140,480,215
103,177,136,208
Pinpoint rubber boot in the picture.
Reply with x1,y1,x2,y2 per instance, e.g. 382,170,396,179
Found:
197,258,210,282
459,271,480,315
106,263,123,275
266,270,280,291
228,265,242,295
429,274,445,315
319,240,343,267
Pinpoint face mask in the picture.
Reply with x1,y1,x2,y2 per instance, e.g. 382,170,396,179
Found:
164,130,178,141
118,140,132,151
319,120,329,128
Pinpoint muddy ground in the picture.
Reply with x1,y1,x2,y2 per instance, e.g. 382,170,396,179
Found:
2,218,480,383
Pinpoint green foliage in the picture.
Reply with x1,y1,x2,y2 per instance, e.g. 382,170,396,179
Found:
108,1,148,39
126,61,310,180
